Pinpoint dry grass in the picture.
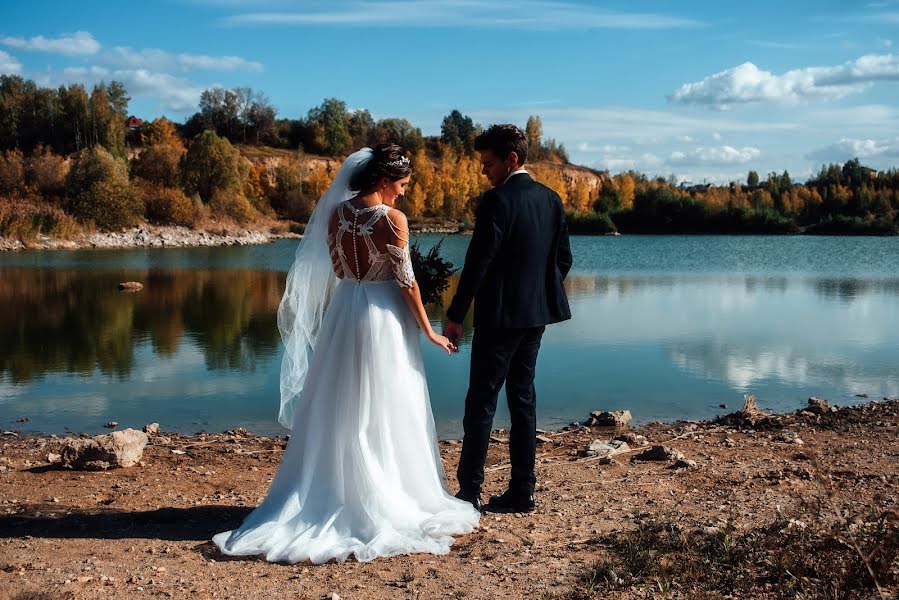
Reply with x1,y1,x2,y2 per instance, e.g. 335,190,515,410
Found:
570,476,899,599
0,196,84,241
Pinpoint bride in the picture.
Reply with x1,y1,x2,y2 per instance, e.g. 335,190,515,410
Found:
212,144,480,564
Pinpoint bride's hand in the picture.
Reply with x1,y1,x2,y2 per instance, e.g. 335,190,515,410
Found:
428,332,458,356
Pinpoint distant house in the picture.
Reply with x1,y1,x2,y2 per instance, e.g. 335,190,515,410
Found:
126,115,143,132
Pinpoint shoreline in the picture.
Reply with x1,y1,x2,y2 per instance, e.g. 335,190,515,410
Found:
3,393,893,442
5,224,898,253
0,224,302,253
1,398,897,597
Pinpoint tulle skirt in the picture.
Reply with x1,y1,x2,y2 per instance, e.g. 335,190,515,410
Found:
212,279,480,564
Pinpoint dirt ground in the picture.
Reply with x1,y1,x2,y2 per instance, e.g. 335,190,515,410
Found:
1,399,897,599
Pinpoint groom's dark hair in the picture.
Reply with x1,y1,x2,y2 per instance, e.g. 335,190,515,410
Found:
474,124,528,166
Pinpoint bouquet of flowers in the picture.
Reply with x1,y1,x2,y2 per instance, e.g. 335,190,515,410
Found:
409,238,457,306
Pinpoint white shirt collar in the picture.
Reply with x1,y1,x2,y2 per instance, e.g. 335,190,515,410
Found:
502,168,528,185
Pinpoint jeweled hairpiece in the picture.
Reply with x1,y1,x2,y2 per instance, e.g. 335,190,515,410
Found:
384,156,411,168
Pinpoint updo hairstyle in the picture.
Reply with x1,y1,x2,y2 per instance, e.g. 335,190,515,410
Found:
348,143,413,192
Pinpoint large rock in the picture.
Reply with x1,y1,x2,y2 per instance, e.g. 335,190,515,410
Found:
634,445,684,462
614,432,649,446
586,410,632,428
584,439,630,458
60,428,148,470
807,397,829,414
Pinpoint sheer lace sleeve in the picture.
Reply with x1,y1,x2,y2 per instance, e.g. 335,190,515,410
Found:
386,243,415,288
385,209,415,288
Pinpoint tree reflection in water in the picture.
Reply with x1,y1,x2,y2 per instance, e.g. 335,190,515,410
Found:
0,268,283,384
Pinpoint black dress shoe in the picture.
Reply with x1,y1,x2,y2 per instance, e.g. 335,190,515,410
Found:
455,489,482,512
484,489,535,513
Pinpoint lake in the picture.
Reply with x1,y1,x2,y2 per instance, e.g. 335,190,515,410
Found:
2,235,898,438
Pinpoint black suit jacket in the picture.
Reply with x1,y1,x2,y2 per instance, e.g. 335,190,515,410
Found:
446,172,573,329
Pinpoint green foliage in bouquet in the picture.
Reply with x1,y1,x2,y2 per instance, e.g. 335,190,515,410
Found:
409,238,457,306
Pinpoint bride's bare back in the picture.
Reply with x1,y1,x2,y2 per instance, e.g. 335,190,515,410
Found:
327,200,414,287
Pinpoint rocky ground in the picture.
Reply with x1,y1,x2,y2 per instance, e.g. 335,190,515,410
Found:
0,224,300,252
1,399,897,599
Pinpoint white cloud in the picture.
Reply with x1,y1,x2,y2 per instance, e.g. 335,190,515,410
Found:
108,69,206,113
806,137,899,162
577,142,630,153
0,31,100,56
669,145,761,166
105,46,263,73
41,66,205,113
592,152,663,173
0,50,21,74
669,54,899,109
221,1,703,30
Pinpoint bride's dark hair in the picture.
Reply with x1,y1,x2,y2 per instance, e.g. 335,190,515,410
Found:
349,143,413,192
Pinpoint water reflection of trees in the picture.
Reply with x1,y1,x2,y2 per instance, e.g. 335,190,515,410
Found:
558,273,899,302
0,268,283,384
812,278,899,302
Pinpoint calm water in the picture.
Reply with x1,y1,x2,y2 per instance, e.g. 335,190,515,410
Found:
2,235,898,438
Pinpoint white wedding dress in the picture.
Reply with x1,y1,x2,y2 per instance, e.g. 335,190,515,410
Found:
211,196,480,564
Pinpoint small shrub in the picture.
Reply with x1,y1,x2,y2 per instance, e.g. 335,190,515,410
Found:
131,143,184,188
805,214,898,236
141,184,198,227
566,211,617,235
66,147,141,230
0,149,25,196
209,188,258,225
0,197,83,240
279,187,315,222
26,146,68,197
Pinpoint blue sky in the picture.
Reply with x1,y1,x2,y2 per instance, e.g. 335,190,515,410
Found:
1,0,898,182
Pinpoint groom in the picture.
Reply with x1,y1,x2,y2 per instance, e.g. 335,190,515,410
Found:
444,124,572,513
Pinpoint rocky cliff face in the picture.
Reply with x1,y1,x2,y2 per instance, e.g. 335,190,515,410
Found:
240,147,607,198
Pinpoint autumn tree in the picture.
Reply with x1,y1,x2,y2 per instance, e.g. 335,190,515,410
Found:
525,116,542,160
370,118,424,153
181,130,245,203
307,98,351,155
440,110,479,151
399,147,432,218
347,109,374,150
26,145,67,197
140,117,184,150
0,148,25,195
66,146,140,230
133,143,184,189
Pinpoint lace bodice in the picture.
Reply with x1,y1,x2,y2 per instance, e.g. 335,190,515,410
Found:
327,201,415,288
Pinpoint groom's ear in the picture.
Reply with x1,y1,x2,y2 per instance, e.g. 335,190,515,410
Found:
507,151,521,168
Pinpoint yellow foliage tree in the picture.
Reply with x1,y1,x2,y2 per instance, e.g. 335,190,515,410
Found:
571,179,592,213
528,164,569,207
616,174,635,210
306,163,335,203
401,148,431,218
141,117,184,151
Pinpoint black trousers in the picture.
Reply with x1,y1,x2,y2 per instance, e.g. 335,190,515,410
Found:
456,325,545,496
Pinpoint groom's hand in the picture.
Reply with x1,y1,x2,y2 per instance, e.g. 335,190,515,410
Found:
444,320,463,346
